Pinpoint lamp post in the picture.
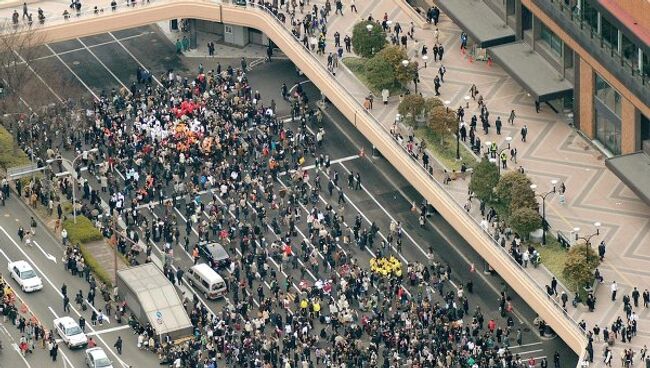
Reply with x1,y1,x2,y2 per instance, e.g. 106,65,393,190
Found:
530,179,558,245
422,55,428,68
574,222,601,262
56,148,99,224
484,140,491,159
464,95,470,109
366,23,373,34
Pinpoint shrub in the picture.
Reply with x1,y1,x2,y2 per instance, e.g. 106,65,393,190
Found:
469,159,500,203
0,124,30,170
563,244,599,291
351,21,387,58
427,106,457,144
509,207,541,240
375,46,417,87
63,216,112,286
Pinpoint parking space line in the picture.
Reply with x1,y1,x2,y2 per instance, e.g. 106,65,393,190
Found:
108,32,162,86
44,44,99,100
12,50,64,103
77,38,128,90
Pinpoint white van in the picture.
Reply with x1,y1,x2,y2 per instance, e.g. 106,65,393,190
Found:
188,263,227,299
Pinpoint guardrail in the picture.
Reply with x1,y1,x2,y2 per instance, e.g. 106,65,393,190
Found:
1,0,588,355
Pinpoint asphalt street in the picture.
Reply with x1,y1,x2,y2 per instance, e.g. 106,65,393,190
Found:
0,23,578,367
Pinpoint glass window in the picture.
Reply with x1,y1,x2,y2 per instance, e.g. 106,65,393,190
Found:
595,109,621,155
600,17,618,51
641,114,650,143
643,51,648,78
595,74,621,116
581,0,599,31
621,35,638,69
540,23,563,55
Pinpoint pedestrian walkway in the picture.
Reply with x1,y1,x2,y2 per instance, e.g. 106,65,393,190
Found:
1,0,649,365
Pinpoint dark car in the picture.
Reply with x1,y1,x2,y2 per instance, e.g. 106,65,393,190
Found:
198,241,231,270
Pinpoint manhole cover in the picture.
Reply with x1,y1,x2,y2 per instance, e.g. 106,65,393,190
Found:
72,61,80,65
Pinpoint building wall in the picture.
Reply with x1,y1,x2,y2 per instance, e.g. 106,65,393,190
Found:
519,0,649,154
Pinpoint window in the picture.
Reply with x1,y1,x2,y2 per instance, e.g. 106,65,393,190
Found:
540,23,563,55
621,35,638,69
595,109,621,155
600,17,618,51
581,0,598,32
595,74,621,116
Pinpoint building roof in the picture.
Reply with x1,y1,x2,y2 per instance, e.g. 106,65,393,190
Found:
117,264,192,337
605,152,650,205
598,0,650,46
437,0,516,48
488,42,574,102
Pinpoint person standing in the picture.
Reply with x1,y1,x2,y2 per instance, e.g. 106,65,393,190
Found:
508,109,516,125
598,241,606,261
553,352,560,368
50,341,58,361
535,100,541,113
495,117,502,135
63,294,70,313
611,281,618,301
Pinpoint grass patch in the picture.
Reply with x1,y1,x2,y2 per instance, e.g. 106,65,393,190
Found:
415,126,477,171
342,57,403,96
63,216,113,287
0,124,30,170
533,237,569,287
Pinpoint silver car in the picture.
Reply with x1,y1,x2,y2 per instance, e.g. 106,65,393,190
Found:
85,347,113,368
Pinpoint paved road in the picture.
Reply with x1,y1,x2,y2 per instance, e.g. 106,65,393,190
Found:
1,24,578,366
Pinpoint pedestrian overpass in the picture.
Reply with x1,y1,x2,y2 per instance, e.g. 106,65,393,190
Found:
1,0,588,356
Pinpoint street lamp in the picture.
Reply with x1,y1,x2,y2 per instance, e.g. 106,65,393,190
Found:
531,179,558,245
366,24,373,34
444,100,451,113
574,222,601,261
401,59,409,67
50,148,99,223
422,55,428,68
484,140,492,158
464,95,470,109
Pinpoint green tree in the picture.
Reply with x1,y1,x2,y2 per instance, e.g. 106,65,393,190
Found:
509,207,542,240
351,21,387,58
427,106,457,144
563,244,600,291
375,46,415,87
365,56,395,91
494,172,537,218
424,97,444,113
397,95,425,125
469,159,500,202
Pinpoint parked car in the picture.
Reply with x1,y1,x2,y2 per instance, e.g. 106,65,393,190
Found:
197,241,231,269
53,316,88,348
8,260,43,292
85,347,113,368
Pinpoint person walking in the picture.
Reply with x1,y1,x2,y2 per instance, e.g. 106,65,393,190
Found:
63,294,70,313
520,125,528,142
50,341,58,361
508,109,516,125
114,336,123,354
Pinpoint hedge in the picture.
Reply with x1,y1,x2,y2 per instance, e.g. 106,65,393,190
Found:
63,216,112,287
0,124,30,170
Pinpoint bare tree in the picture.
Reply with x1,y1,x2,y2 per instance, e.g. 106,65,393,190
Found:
0,20,47,114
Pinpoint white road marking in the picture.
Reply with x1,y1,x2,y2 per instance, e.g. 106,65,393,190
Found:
77,37,128,91
108,32,163,87
300,154,359,170
33,240,57,263
0,226,128,367
86,324,130,336
12,50,64,103
44,44,99,100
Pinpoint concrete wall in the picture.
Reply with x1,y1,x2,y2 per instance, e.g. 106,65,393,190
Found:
579,56,595,138
9,0,588,354
621,98,640,154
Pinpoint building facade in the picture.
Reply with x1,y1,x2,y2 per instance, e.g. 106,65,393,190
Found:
438,0,649,156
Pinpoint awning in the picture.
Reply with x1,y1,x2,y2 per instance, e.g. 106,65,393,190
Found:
605,152,650,205
437,0,516,48
489,42,574,102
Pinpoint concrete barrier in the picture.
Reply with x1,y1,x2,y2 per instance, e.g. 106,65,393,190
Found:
2,0,587,355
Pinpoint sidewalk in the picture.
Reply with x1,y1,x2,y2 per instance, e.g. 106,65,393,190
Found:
0,0,648,364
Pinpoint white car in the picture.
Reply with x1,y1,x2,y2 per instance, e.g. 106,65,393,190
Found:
85,347,113,368
8,260,43,292
53,316,88,348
